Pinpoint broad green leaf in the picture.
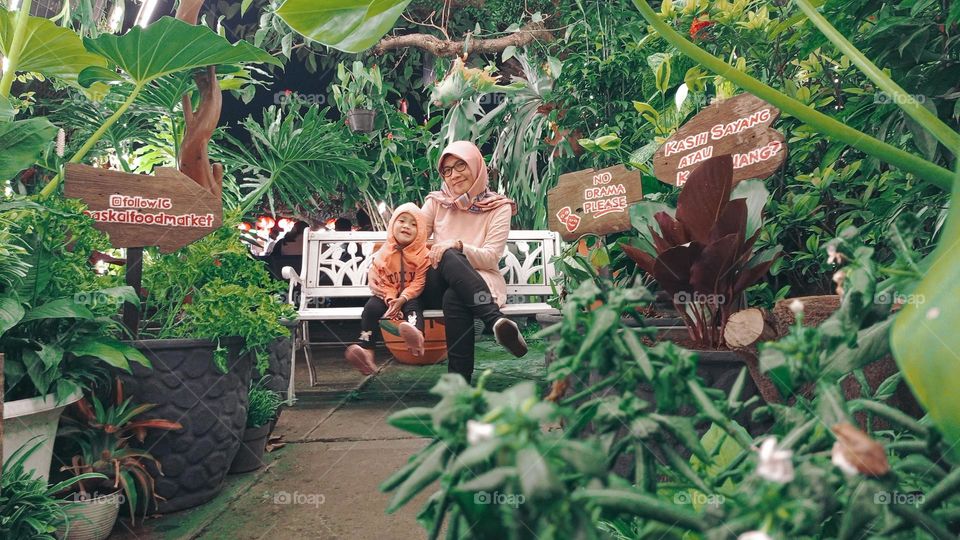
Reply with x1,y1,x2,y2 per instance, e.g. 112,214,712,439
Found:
730,179,769,238
79,16,282,88
0,294,24,334
501,45,517,63
0,94,12,121
71,337,130,371
276,0,412,54
629,201,674,255
891,168,960,460
0,117,58,181
22,297,95,321
0,9,107,85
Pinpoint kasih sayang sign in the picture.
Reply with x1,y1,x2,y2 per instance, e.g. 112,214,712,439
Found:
64,163,222,253
547,164,643,241
653,93,787,186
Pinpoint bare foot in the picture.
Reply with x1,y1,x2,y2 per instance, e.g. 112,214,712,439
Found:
345,345,377,375
399,322,425,357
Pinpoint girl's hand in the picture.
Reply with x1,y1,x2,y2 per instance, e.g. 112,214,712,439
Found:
384,296,406,319
429,239,461,268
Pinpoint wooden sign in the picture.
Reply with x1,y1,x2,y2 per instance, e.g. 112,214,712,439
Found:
547,164,642,241
64,164,222,253
653,93,786,187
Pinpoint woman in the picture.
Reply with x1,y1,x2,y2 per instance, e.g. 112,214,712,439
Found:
420,140,527,384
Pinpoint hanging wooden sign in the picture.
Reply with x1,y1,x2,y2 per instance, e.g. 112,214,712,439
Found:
547,164,643,241
64,164,222,253
653,93,786,187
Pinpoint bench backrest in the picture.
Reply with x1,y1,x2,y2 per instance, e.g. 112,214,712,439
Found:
297,230,562,303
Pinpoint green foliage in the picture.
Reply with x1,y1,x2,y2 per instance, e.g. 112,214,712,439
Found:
275,0,412,53
247,383,283,428
330,61,386,113
1,442,107,540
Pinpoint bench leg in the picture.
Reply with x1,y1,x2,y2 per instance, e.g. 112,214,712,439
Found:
303,320,318,387
286,321,302,405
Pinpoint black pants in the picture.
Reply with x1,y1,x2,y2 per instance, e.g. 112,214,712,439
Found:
420,249,503,384
358,296,424,350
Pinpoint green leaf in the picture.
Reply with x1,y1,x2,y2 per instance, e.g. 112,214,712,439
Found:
0,117,58,181
35,343,63,369
386,441,447,513
501,45,517,63
891,168,960,460
71,337,134,371
22,297,95,321
0,9,107,85
276,0,413,54
730,179,769,238
386,407,438,437
0,294,25,335
456,466,516,492
450,438,503,475
516,447,561,500
546,55,562,79
79,16,282,88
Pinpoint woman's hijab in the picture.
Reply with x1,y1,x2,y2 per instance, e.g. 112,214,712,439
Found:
425,141,516,215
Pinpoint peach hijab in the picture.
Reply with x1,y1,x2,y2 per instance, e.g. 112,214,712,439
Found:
425,141,516,215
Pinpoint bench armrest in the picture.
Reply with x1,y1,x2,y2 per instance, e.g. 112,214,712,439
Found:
281,266,302,306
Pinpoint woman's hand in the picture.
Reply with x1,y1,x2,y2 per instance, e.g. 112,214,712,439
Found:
429,239,461,268
384,296,406,319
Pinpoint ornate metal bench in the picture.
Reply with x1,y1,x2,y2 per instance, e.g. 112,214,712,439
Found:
281,229,562,399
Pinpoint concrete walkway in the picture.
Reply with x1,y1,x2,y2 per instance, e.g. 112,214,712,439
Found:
112,338,546,540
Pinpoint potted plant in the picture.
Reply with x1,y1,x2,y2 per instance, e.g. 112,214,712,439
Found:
119,223,295,512
229,383,282,474
1,198,149,482
1,441,107,540
331,61,385,132
53,378,181,539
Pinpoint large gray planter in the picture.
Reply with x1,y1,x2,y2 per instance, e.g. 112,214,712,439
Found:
251,337,292,401
120,337,252,513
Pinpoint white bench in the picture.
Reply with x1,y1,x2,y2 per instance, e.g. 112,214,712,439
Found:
281,229,562,399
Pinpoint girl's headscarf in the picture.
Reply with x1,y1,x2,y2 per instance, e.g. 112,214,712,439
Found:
425,141,517,215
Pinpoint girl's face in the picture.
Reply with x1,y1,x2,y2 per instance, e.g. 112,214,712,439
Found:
393,212,418,246
439,155,472,197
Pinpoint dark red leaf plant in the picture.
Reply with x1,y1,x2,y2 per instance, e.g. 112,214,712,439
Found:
621,155,782,348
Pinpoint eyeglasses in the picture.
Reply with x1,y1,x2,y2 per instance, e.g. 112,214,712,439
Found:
440,161,468,178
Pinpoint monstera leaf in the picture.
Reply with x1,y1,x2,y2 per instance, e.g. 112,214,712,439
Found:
0,116,58,181
0,9,107,86
78,16,282,88
890,166,960,459
276,0,412,53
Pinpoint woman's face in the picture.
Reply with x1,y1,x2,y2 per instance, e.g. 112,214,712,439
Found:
440,155,472,197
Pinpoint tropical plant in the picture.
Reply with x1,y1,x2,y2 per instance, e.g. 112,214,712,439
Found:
330,60,386,113
621,155,781,348
1,441,107,540
55,378,183,522
211,102,372,216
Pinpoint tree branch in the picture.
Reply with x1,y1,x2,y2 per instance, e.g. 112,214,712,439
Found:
372,21,554,57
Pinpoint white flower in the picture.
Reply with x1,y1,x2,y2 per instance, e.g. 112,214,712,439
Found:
466,420,495,446
788,299,804,316
831,441,859,476
756,437,794,483
738,532,772,540
674,83,689,111
826,244,844,265
407,312,418,326
832,270,846,296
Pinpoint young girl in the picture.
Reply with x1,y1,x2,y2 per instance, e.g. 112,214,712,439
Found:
345,203,430,375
